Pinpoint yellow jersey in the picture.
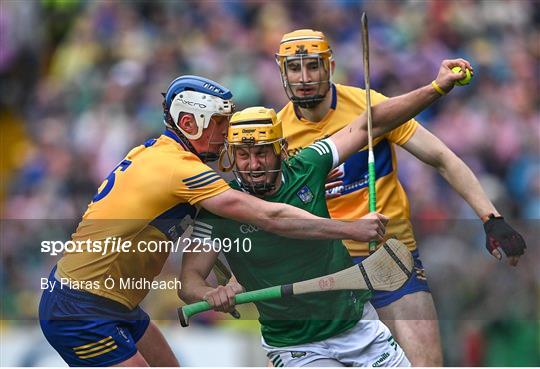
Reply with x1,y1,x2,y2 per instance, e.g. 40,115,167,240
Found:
56,130,229,309
279,84,418,256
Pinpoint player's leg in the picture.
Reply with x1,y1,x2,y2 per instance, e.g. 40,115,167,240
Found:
352,249,442,366
377,291,442,366
113,352,149,366
135,320,179,366
39,267,178,367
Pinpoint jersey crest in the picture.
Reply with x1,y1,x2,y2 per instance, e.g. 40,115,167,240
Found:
297,185,314,204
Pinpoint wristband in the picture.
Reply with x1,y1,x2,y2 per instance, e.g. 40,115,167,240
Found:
431,80,447,96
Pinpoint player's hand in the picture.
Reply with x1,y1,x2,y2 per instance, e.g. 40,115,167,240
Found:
483,215,526,266
434,58,474,93
352,212,389,242
203,282,244,313
325,168,344,199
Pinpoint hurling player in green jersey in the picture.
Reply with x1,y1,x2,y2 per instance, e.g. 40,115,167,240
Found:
180,59,471,367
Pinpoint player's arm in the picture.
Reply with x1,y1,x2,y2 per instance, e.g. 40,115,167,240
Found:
402,125,526,266
179,251,242,313
199,188,386,242
330,59,472,164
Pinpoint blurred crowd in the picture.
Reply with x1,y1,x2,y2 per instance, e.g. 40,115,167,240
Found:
1,0,538,366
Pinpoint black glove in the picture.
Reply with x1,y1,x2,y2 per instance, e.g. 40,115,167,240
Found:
483,215,526,257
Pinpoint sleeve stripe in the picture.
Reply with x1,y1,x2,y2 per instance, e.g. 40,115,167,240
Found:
194,221,213,230
192,226,213,236
317,142,330,154
192,231,212,238
184,173,220,187
307,141,330,156
309,144,324,155
187,175,222,189
323,138,340,168
183,170,214,183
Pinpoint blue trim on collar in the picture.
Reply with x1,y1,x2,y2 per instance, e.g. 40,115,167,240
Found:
163,129,189,151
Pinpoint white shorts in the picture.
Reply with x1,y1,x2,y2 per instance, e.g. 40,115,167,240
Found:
262,303,410,367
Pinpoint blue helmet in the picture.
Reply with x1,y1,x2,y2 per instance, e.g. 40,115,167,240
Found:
163,75,234,140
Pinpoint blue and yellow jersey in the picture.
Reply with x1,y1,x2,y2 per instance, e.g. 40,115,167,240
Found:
279,84,418,256
56,130,229,309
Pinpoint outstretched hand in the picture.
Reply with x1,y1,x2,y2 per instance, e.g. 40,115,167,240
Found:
434,59,474,93
483,216,526,266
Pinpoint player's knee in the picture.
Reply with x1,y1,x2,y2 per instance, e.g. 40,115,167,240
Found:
114,351,149,367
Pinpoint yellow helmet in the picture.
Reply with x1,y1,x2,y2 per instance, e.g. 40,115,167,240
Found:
275,29,332,69
227,107,283,155
275,29,333,108
219,107,286,196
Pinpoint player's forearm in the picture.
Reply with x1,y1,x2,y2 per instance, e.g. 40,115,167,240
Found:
436,152,499,218
178,271,215,303
257,204,358,240
333,84,442,161
370,84,441,137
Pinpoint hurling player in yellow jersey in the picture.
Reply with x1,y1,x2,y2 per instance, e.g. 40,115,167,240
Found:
275,30,526,366
39,75,389,367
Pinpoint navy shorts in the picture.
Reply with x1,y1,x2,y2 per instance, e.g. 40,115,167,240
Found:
352,249,430,309
39,267,150,367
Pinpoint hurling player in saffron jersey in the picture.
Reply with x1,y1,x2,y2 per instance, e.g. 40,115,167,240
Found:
274,29,526,366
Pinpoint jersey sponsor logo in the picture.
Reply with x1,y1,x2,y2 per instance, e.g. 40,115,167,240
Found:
297,185,314,204
239,224,259,234
330,139,393,196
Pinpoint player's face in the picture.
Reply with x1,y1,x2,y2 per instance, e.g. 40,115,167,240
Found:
234,144,280,191
193,115,229,156
285,57,331,98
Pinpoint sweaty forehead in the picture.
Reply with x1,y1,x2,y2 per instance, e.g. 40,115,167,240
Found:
235,144,272,155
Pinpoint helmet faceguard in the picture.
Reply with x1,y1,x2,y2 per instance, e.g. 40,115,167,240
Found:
219,107,286,196
275,29,333,109
163,75,235,161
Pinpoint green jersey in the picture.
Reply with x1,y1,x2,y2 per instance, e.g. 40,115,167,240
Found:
193,140,371,347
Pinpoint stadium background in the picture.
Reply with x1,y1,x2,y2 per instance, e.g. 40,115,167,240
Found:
0,0,538,366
